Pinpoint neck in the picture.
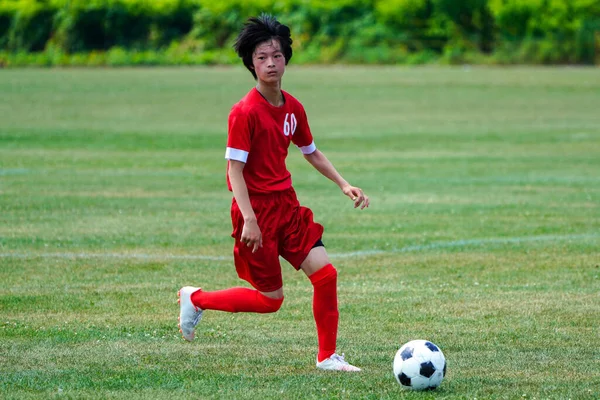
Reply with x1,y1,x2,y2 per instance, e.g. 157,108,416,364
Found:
256,80,283,107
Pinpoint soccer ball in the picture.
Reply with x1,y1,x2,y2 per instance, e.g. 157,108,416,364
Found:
393,340,446,390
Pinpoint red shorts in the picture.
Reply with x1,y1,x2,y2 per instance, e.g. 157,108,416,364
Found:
230,187,324,292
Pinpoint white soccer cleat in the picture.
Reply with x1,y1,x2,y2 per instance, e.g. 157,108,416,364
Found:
316,353,361,372
177,286,203,341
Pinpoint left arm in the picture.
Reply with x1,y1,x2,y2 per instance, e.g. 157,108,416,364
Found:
304,149,369,209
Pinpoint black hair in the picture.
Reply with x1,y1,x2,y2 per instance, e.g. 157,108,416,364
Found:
233,14,293,79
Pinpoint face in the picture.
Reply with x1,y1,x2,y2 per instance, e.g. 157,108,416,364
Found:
252,39,286,83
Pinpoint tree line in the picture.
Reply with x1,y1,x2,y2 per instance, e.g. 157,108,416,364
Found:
1,0,598,66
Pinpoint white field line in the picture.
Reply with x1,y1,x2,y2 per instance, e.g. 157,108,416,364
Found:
331,233,600,259
0,233,597,262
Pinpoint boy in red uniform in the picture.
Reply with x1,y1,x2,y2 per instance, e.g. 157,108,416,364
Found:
178,14,369,371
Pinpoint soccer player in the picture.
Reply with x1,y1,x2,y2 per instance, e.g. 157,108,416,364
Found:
178,14,369,372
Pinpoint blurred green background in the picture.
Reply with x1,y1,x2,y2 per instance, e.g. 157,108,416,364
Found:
1,0,599,67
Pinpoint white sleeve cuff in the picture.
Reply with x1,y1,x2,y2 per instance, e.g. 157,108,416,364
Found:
225,147,249,162
298,141,317,155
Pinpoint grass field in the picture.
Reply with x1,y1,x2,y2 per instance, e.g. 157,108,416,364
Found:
1,66,599,399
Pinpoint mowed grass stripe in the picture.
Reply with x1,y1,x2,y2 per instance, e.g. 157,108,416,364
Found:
1,232,599,261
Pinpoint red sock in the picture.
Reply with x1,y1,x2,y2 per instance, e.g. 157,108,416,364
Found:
191,287,283,313
309,264,339,362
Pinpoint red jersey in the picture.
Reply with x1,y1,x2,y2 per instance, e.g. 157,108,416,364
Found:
225,88,316,194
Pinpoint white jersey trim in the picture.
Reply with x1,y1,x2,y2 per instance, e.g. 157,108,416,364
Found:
298,141,317,155
225,147,249,163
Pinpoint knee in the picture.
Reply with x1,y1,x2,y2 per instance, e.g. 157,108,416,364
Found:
309,264,337,287
257,293,284,313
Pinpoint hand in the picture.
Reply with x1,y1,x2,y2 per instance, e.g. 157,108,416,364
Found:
342,185,370,210
241,218,263,253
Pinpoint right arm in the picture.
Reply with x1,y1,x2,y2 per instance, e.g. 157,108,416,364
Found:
228,160,262,253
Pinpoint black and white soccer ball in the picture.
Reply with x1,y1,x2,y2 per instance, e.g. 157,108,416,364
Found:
393,340,446,390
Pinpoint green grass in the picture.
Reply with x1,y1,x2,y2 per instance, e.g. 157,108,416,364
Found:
1,66,599,399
